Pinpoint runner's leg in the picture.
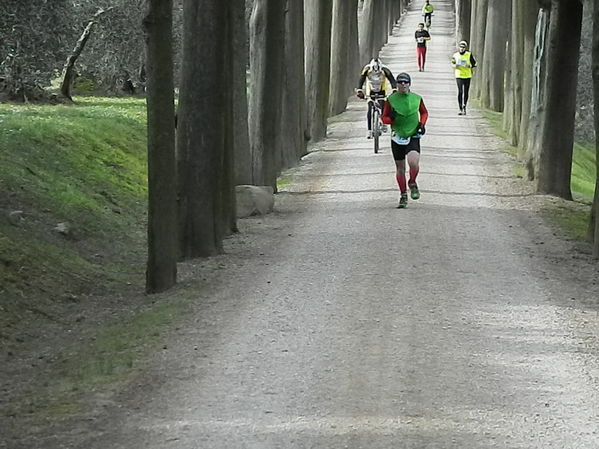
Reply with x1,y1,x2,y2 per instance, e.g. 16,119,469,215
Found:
395,160,407,193
462,78,471,108
419,47,427,70
391,140,408,194
456,78,464,110
407,150,420,185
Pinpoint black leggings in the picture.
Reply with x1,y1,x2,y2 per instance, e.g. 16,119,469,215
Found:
456,78,471,108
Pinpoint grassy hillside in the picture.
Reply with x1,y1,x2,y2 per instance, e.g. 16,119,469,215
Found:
0,97,149,332
481,108,596,240
481,109,597,199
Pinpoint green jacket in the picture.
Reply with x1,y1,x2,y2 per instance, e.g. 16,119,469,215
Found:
387,91,422,138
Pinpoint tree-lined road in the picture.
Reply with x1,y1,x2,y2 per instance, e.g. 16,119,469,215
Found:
19,2,599,448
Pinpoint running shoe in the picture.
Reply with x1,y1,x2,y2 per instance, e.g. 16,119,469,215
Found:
409,183,420,200
367,130,373,139
398,193,408,209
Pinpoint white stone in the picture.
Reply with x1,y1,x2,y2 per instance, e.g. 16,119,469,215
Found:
235,185,275,218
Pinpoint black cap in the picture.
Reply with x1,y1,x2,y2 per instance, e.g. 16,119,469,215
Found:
396,72,411,84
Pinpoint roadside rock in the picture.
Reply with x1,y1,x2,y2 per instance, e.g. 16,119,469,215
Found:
53,221,75,239
7,210,24,226
236,185,275,218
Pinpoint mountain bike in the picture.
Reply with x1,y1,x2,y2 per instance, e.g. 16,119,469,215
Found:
368,94,386,154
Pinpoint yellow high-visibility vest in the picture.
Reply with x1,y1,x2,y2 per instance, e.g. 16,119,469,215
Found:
452,51,473,78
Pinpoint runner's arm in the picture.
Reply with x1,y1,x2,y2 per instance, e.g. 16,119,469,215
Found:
357,73,367,90
470,54,477,68
383,68,397,89
419,100,429,125
356,66,369,89
381,101,395,125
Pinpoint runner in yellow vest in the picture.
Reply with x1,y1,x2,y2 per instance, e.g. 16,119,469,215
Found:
451,40,477,115
422,0,434,29
382,73,429,209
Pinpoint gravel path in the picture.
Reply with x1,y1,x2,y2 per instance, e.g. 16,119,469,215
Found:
7,1,599,448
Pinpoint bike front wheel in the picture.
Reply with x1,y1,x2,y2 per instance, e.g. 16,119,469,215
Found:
373,110,380,154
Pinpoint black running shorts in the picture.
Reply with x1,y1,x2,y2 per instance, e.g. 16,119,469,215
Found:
391,137,421,161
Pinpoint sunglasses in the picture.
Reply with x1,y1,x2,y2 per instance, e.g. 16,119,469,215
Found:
398,80,410,84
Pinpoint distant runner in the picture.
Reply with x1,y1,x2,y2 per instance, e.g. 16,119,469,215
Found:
451,40,477,115
415,23,431,72
422,0,434,29
382,72,429,209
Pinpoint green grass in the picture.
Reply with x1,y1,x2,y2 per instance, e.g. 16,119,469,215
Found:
481,108,508,139
571,141,597,202
5,294,194,420
481,107,597,241
0,96,212,422
0,95,189,422
277,174,293,191
540,202,591,241
0,97,149,329
481,109,528,179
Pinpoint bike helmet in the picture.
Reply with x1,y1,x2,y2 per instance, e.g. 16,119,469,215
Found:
370,58,382,72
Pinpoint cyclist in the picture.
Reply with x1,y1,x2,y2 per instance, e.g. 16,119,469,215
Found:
451,40,477,115
381,73,428,209
356,57,397,139
422,0,434,29
415,23,431,72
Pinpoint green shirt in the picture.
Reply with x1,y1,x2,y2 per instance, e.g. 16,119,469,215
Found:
387,92,422,138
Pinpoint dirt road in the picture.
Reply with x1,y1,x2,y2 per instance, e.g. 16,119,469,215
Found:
5,1,599,448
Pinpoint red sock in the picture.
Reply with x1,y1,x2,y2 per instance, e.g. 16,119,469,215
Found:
408,167,419,185
396,174,407,193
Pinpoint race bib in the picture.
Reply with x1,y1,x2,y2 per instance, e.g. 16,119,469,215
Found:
392,136,410,145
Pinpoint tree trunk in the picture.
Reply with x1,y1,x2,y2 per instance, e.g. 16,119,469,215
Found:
329,0,357,115
505,0,534,146
248,0,286,188
281,0,308,168
349,2,361,90
221,2,241,234
590,0,599,257
60,8,112,100
386,0,395,38
535,0,582,198
525,7,550,179
359,0,376,63
480,0,509,110
177,0,234,258
470,0,488,98
456,0,472,44
304,0,333,142
503,38,514,133
232,0,252,186
143,0,177,293
517,1,542,159
378,0,390,49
